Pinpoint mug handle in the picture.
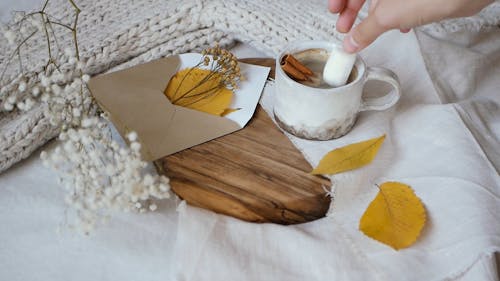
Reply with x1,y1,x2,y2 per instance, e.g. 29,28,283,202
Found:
359,67,401,112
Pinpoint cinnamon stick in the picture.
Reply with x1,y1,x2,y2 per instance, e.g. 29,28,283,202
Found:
281,60,309,81
283,54,313,76
280,54,314,81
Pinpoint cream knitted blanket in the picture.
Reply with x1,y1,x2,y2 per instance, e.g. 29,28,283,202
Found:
0,0,499,173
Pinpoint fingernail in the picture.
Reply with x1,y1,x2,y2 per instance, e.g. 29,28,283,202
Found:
343,34,359,53
328,1,335,12
328,0,342,13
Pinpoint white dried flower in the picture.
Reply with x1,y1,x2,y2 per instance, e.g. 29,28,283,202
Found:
76,61,85,70
16,101,26,111
41,93,50,102
130,142,141,152
31,87,40,97
42,116,172,232
13,11,25,23
18,81,27,92
40,75,51,87
126,132,138,142
159,183,170,192
72,108,81,117
81,118,94,128
3,30,16,45
2,6,173,233
7,96,16,104
20,26,30,37
3,102,14,111
143,174,154,186
24,98,35,110
28,16,44,32
51,84,62,94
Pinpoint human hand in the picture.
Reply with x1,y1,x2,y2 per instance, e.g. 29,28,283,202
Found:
328,0,494,53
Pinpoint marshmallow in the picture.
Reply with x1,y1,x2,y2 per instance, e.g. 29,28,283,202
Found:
322,47,356,87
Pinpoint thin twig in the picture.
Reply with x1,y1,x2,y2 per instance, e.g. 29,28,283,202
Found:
0,31,37,81
42,13,54,69
24,11,43,18
48,20,73,31
46,18,61,53
68,0,81,60
41,0,50,12
17,47,24,74
1,0,82,82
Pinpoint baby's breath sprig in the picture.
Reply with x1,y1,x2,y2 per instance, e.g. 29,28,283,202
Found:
41,116,171,234
170,44,243,105
1,0,85,118
1,0,174,233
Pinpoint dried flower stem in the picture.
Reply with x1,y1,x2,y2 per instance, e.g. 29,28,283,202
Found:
170,61,203,101
180,86,221,107
0,31,36,80
68,0,81,60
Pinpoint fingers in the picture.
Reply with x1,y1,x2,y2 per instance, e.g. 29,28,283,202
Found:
400,28,411,33
328,0,346,13
329,0,385,52
343,14,387,53
336,0,366,33
368,0,379,13
336,8,359,33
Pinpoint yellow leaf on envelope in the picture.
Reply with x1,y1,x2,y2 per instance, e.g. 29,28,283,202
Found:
311,135,385,175
164,68,233,116
359,182,427,250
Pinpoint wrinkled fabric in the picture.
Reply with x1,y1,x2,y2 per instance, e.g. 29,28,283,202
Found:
1,0,499,280
172,30,500,280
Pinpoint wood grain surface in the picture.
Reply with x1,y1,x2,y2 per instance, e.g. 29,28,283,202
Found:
155,58,331,224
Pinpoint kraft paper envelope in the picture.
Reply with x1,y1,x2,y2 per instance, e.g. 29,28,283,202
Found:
88,53,270,161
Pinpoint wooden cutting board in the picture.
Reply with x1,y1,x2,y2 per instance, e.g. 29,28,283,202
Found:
154,58,331,224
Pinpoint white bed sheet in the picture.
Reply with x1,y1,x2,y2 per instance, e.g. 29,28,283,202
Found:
1,1,499,280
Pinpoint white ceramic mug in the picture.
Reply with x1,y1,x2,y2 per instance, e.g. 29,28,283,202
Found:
274,40,401,140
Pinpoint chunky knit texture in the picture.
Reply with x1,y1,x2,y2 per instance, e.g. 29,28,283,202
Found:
1,0,499,173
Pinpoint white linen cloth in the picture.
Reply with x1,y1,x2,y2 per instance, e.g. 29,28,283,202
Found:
1,2,499,280
0,33,498,281
170,30,500,281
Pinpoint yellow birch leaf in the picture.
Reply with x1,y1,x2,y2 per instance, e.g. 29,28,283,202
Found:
359,182,427,250
164,68,233,116
311,135,385,175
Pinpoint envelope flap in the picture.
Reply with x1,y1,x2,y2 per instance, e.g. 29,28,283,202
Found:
94,55,182,91
154,105,241,161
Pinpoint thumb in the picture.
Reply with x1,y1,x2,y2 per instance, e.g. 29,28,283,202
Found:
343,14,387,53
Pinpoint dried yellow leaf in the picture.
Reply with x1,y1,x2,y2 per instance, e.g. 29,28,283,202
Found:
311,135,385,175
164,68,233,116
359,182,427,250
